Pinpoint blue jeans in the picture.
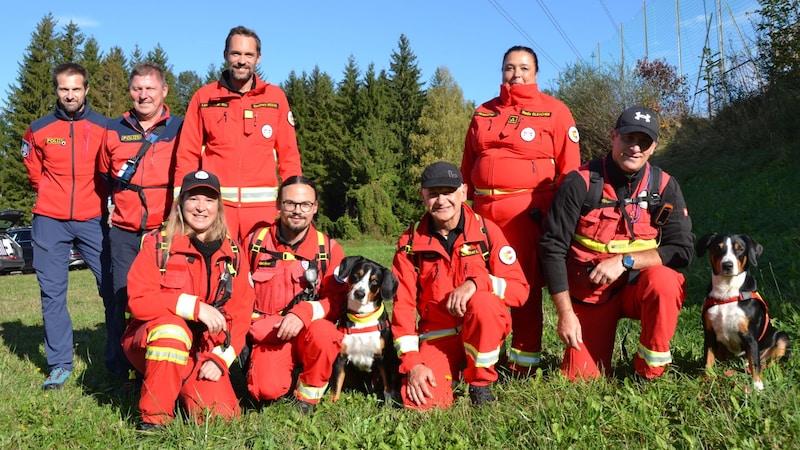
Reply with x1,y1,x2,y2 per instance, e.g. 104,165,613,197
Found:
33,215,112,371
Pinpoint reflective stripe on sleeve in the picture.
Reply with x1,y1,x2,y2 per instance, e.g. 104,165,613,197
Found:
212,345,237,367
394,335,420,356
489,274,507,299
310,301,325,321
176,294,198,321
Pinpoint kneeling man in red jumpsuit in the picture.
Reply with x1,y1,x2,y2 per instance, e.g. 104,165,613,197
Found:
392,161,529,409
539,106,694,380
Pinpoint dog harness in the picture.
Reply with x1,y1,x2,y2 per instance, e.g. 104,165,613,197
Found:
703,291,771,341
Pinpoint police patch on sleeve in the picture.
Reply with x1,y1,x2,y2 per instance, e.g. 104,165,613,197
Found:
20,140,30,158
568,126,580,143
498,245,517,265
287,111,296,127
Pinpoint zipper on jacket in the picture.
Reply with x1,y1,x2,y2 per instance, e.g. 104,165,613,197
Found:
69,119,76,219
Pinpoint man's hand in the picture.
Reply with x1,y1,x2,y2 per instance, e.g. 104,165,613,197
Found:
447,279,477,317
557,309,583,350
197,302,226,335
589,254,627,286
197,360,223,381
275,312,304,340
406,363,437,406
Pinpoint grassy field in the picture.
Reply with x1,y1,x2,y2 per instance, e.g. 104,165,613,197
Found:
3,97,800,448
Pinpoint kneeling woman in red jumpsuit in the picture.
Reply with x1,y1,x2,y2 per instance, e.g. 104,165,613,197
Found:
122,170,254,429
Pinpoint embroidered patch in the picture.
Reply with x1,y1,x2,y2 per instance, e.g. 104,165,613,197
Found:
20,140,30,158
498,245,517,265
520,127,535,142
287,111,295,127
568,126,580,143
262,124,273,139
459,244,479,257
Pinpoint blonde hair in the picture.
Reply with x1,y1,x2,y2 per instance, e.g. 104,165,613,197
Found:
160,192,229,256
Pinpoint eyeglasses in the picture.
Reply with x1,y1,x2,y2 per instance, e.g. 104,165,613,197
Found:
281,200,315,213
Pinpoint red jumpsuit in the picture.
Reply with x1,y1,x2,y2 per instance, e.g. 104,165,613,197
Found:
462,83,580,373
539,157,694,380
174,71,302,241
391,204,529,409
245,224,346,405
122,232,254,425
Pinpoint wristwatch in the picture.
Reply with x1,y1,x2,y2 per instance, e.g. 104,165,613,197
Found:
622,254,635,270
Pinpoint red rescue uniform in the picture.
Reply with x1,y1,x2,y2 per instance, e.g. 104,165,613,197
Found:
174,71,302,241
539,156,694,380
122,232,254,425
462,83,580,372
245,224,346,405
392,204,529,409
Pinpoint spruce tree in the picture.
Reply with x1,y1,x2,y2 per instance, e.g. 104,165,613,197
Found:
93,47,129,118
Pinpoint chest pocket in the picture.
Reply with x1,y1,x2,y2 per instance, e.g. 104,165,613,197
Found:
160,258,190,291
251,260,305,314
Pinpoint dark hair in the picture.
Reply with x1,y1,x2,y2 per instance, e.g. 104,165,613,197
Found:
278,176,318,201
502,46,539,74
225,25,261,55
129,62,166,87
52,63,88,89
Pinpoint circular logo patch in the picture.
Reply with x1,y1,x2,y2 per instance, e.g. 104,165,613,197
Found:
568,126,580,143
262,124,273,139
194,170,210,180
498,245,517,265
20,140,30,158
287,111,296,127
520,127,535,142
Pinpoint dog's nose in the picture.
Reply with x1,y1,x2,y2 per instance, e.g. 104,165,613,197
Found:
721,261,734,272
353,289,365,300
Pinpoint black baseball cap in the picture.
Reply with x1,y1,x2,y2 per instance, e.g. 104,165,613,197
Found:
615,106,659,142
180,170,221,196
420,161,463,189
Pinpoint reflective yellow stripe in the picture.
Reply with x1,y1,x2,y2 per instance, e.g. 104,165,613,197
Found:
489,274,506,299
220,186,278,203
574,234,658,253
419,326,462,342
508,348,541,367
147,324,192,349
176,294,197,321
637,343,672,367
145,346,189,365
310,301,325,321
212,345,237,367
394,335,420,355
464,342,501,368
296,381,327,401
473,188,533,196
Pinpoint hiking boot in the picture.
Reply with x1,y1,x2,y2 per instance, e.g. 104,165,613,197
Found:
468,384,495,407
42,367,71,390
295,400,315,415
136,422,162,432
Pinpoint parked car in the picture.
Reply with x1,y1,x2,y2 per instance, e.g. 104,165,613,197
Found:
68,244,87,270
0,209,26,274
6,225,33,273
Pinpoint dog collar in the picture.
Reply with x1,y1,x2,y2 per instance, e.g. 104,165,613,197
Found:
346,303,385,324
342,304,387,334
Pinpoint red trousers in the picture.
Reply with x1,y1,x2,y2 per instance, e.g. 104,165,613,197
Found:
400,292,511,410
247,319,342,404
473,190,554,372
223,202,278,243
122,316,239,425
562,265,686,380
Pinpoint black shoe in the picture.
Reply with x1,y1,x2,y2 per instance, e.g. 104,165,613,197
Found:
468,384,495,407
136,422,162,432
295,400,315,415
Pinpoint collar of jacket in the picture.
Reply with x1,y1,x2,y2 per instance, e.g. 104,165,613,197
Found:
499,83,540,106
54,100,93,121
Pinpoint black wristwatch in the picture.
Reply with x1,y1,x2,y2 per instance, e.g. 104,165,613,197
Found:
622,254,635,270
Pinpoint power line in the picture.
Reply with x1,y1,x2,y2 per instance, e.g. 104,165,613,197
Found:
485,0,561,71
535,0,585,63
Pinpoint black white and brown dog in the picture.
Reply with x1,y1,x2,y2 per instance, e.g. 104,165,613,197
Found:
696,232,790,390
329,256,400,404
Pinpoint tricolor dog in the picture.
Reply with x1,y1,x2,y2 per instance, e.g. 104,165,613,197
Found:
329,256,400,404
696,233,790,390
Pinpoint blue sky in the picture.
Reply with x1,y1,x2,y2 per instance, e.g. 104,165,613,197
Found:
0,1,757,106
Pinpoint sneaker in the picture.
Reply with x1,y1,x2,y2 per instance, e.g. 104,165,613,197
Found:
136,422,162,432
468,384,495,407
42,367,71,390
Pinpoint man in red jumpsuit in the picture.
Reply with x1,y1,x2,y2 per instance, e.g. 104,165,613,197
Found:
392,161,529,409
462,46,581,375
539,106,694,380
245,176,346,413
174,25,302,242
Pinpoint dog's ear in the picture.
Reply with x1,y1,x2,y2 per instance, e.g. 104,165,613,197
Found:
380,268,399,301
741,235,763,267
695,232,717,257
337,256,364,279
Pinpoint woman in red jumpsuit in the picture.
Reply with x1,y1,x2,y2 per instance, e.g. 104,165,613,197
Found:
122,170,254,430
462,46,581,375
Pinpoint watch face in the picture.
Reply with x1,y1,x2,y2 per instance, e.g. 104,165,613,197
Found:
623,255,634,269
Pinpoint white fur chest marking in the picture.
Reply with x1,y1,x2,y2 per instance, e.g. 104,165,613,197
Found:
343,331,382,371
706,302,747,355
